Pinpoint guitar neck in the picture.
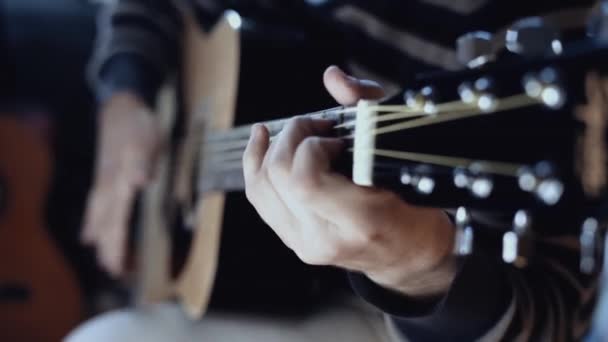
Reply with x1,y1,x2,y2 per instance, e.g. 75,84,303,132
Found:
206,106,351,142
199,106,354,193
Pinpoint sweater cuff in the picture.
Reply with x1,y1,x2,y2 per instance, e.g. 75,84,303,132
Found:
348,251,512,341
96,53,163,107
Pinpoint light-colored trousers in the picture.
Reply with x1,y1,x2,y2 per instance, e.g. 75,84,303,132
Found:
66,298,400,342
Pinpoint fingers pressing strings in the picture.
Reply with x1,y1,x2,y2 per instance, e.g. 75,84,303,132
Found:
200,94,538,175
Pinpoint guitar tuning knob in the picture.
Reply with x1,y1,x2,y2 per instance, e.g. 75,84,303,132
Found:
588,1,608,43
459,78,498,112
456,31,495,69
404,86,438,114
502,210,534,267
517,162,564,205
580,218,605,274
506,17,562,57
401,167,436,195
522,68,566,109
454,207,474,256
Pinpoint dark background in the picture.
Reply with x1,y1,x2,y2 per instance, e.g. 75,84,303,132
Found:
0,0,101,296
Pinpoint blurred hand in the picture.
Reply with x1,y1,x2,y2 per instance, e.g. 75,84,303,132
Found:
243,66,457,297
82,92,161,276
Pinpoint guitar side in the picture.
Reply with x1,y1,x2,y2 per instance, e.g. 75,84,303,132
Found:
135,11,240,319
0,117,83,341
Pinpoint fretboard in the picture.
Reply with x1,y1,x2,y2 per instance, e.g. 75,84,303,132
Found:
199,106,354,193
205,106,351,143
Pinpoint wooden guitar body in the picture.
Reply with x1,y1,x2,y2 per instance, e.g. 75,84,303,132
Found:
135,10,240,319
0,117,83,341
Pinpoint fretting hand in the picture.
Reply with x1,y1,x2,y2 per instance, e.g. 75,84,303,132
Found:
243,66,457,297
82,92,161,276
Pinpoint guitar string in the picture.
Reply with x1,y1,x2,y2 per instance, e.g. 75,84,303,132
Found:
202,94,537,167
202,94,536,154
205,148,523,177
200,107,417,154
201,101,469,150
344,94,537,139
363,149,522,177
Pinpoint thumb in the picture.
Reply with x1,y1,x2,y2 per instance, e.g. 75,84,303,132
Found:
323,66,385,106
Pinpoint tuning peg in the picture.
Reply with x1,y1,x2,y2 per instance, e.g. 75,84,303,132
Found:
517,163,564,206
453,166,494,198
454,207,474,256
400,167,413,185
503,210,533,267
523,68,565,109
458,78,498,112
401,167,436,195
456,31,495,69
535,178,564,206
506,17,562,57
588,1,608,43
414,175,436,195
404,87,438,114
580,218,605,274
470,176,494,198
453,167,471,188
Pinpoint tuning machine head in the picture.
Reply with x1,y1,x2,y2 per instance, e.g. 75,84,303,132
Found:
458,77,498,112
580,217,606,274
506,17,562,57
453,164,494,199
404,86,438,114
503,210,534,267
588,0,608,43
522,67,566,109
456,31,495,69
454,207,474,256
401,166,436,195
517,162,564,206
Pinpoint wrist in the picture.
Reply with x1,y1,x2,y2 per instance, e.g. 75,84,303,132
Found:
367,210,458,298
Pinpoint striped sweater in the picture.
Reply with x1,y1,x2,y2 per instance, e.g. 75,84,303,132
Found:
90,0,601,341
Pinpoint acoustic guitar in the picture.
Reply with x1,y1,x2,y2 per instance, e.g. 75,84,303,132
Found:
131,10,608,320
0,116,83,341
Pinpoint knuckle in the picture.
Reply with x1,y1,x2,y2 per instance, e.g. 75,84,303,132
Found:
285,117,309,131
300,136,323,152
244,174,263,203
352,227,382,248
296,237,344,266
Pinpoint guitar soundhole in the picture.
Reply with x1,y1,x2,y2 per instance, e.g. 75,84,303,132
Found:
0,284,31,303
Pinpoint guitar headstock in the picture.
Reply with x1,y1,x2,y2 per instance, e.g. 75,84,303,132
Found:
350,16,608,272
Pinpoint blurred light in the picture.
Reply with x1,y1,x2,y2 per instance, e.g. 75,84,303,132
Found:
225,10,242,30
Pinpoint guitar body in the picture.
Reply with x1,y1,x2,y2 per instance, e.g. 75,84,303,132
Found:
0,117,82,341
136,10,240,318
